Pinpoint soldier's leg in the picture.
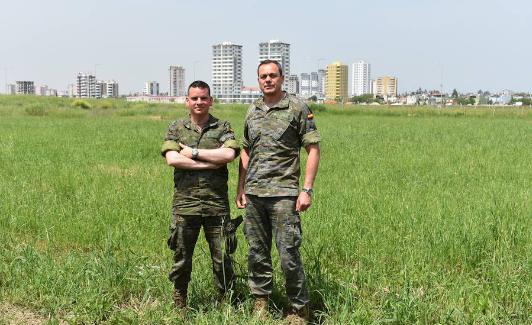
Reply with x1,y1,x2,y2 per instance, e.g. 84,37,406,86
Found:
204,215,235,293
270,197,309,310
168,215,201,292
244,195,274,297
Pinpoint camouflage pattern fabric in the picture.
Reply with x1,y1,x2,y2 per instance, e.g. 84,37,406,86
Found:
161,114,239,216
168,214,234,293
242,94,320,197
162,114,238,292
243,195,309,310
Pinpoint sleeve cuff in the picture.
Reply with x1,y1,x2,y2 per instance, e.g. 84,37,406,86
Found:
241,138,249,149
223,139,241,157
301,131,321,148
161,140,180,156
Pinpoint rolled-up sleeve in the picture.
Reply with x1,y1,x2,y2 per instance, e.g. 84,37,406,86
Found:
220,121,240,156
299,105,321,147
161,122,181,156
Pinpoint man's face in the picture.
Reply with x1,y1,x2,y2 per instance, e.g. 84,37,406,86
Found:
186,87,212,116
258,63,284,96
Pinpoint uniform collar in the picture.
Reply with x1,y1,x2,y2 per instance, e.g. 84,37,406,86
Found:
254,91,289,111
184,114,218,130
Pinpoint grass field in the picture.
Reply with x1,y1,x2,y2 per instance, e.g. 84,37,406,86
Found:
0,96,530,324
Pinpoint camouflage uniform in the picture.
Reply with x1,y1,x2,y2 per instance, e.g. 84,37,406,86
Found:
242,93,320,310
161,114,240,293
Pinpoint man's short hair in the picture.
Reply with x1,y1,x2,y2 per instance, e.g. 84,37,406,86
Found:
257,60,283,77
188,80,211,96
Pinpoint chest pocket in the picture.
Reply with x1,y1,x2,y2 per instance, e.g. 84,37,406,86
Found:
201,128,223,149
248,111,299,146
176,129,198,147
269,111,299,145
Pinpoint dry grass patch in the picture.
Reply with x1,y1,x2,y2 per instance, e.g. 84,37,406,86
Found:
94,164,140,177
0,303,49,325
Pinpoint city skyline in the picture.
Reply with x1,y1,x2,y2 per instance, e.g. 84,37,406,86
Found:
1,0,531,94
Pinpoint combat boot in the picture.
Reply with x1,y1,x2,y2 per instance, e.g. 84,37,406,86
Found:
172,288,187,309
285,305,310,325
252,295,269,320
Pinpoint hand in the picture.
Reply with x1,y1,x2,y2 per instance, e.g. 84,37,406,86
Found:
296,191,312,212
236,191,247,209
179,143,193,159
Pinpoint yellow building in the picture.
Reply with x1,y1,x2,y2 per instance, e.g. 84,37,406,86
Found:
375,76,398,98
325,62,348,102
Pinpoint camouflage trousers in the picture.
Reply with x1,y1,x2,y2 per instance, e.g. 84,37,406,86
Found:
168,214,234,293
243,195,309,310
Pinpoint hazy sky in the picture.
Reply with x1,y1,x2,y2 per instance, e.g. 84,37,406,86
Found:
1,0,531,94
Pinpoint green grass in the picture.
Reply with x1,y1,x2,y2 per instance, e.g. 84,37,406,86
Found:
0,96,530,324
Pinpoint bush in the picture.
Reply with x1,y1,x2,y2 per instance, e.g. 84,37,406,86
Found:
97,101,115,109
24,104,47,116
309,103,326,113
72,100,92,109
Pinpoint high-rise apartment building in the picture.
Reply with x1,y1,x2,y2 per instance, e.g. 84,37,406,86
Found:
76,73,97,98
310,72,319,96
212,41,243,102
352,60,371,96
325,62,348,102
287,74,299,95
169,65,185,97
144,81,159,96
104,80,119,98
375,76,398,97
317,69,326,98
15,81,35,95
96,81,107,98
301,70,325,98
258,40,290,90
300,73,310,97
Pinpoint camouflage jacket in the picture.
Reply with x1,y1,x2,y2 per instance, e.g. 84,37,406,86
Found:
242,93,320,197
161,114,239,216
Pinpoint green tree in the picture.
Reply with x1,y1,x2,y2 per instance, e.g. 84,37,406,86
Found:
452,89,459,98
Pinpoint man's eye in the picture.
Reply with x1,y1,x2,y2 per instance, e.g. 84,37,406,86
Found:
190,97,198,100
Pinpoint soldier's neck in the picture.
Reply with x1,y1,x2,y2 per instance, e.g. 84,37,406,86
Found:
190,114,209,128
263,92,285,107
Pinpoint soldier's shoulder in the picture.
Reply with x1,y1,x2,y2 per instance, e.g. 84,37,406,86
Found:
287,95,311,114
245,100,261,120
168,118,187,129
217,118,233,129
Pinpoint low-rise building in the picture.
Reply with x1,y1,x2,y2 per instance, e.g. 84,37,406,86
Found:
126,95,185,104
6,83,16,95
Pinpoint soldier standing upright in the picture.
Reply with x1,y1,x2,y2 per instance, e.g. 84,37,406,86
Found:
236,60,321,324
162,81,239,309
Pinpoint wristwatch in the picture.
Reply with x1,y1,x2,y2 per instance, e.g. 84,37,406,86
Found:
191,148,199,160
302,188,313,196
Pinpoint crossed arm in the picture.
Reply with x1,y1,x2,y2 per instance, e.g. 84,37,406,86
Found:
165,144,236,170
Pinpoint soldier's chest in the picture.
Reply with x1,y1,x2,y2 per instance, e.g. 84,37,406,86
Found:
248,109,298,142
178,126,223,149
